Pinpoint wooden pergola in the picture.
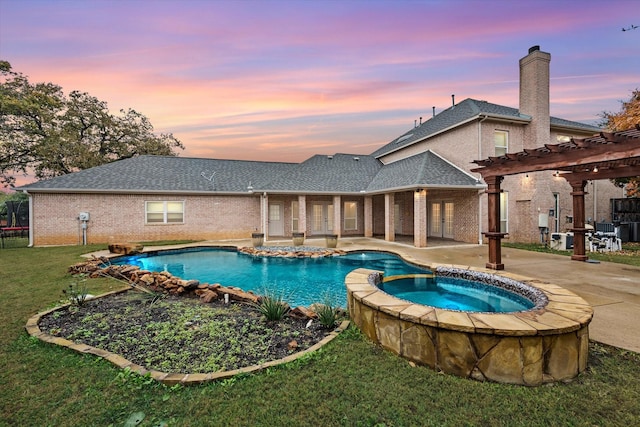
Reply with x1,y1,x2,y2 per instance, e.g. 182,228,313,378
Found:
471,125,640,270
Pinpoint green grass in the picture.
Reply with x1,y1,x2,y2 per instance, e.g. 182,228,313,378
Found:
503,241,640,267
2,243,640,426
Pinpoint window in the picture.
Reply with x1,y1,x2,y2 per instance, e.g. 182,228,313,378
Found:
494,130,508,156
344,201,357,230
499,192,508,233
145,201,184,224
291,201,299,232
557,135,571,143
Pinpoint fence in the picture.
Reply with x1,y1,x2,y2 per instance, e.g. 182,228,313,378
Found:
0,227,29,249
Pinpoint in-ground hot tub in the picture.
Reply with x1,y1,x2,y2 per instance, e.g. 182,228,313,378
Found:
346,264,593,386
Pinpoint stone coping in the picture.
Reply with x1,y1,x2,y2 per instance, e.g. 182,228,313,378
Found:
25,288,349,386
347,264,593,337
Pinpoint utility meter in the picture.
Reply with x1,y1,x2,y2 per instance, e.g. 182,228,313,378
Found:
79,212,90,221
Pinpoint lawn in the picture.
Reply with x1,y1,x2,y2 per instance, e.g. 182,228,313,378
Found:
1,243,640,426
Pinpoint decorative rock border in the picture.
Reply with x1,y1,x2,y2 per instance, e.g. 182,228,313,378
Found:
25,288,350,386
347,265,593,386
239,246,347,258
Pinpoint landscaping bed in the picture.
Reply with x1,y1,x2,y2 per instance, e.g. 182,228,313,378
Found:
38,290,338,374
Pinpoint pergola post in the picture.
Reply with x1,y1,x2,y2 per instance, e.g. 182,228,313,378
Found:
569,180,588,262
484,175,505,270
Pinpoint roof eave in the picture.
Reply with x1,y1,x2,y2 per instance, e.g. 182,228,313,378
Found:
19,188,260,196
375,113,531,159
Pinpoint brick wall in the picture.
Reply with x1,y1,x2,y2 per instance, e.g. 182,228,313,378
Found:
31,193,262,245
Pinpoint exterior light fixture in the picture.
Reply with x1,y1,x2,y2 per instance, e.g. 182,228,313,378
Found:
593,166,599,173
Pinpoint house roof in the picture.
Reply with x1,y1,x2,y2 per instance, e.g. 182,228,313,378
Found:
371,98,601,158
19,151,483,195
18,156,297,194
366,150,480,193
262,153,382,193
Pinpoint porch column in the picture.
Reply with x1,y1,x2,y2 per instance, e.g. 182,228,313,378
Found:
262,193,269,240
333,195,341,237
569,180,588,262
483,176,505,270
385,193,395,242
364,196,373,237
298,195,307,234
414,189,427,247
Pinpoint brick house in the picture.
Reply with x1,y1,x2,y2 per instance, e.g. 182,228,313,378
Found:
19,47,620,247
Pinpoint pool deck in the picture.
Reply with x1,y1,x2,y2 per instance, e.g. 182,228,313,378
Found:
99,237,640,353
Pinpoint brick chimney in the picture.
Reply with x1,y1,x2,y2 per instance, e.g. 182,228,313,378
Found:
519,46,551,149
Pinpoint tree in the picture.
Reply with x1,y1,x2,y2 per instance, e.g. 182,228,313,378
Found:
0,60,184,187
601,89,640,197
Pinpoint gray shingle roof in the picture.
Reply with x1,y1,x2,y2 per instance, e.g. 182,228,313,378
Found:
20,151,481,195
263,153,382,193
367,151,480,192
371,99,528,158
371,98,601,158
550,116,601,132
19,156,297,193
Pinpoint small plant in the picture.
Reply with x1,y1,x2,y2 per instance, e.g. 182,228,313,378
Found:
316,299,338,329
254,291,290,321
62,275,89,306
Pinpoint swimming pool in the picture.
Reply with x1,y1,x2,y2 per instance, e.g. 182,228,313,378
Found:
380,276,534,312
114,248,429,308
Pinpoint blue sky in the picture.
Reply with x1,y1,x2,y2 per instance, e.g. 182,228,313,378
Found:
1,0,639,171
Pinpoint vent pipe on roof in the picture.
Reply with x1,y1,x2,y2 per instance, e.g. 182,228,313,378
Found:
414,119,417,128
452,94,455,107
419,116,422,125
432,106,435,117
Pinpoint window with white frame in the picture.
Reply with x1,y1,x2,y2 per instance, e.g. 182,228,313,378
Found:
145,201,184,224
291,201,299,232
494,130,508,156
499,192,508,233
344,201,357,230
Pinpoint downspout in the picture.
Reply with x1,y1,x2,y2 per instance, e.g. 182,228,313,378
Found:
22,190,34,247
477,114,488,245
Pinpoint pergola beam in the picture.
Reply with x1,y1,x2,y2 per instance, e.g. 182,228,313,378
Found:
471,127,640,270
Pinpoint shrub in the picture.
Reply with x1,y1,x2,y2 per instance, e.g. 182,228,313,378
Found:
254,292,290,321
62,275,89,306
316,299,338,329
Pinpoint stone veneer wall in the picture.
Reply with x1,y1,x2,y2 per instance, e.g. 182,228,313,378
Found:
346,267,593,386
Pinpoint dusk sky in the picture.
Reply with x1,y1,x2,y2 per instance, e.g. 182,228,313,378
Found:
1,0,639,174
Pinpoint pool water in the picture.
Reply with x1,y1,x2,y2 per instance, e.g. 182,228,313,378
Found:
114,248,427,308
381,276,534,313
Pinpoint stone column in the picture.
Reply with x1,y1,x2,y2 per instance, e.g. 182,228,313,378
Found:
414,189,427,247
364,196,373,237
385,193,395,242
484,176,505,270
569,180,588,262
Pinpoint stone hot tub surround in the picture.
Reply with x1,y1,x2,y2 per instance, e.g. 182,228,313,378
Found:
346,265,593,386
